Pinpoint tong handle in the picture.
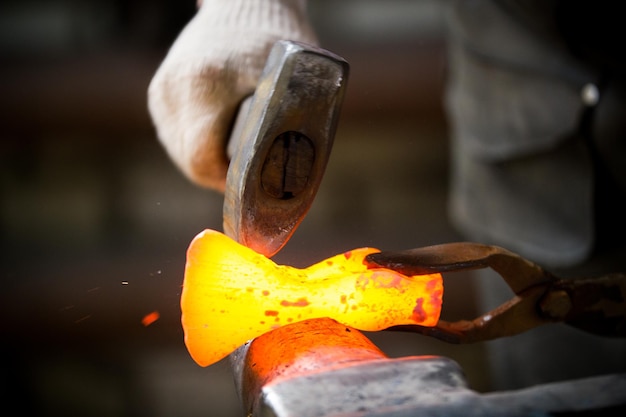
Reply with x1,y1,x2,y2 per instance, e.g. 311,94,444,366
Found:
548,273,626,338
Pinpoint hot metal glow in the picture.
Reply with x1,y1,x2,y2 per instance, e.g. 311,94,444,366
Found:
181,229,443,367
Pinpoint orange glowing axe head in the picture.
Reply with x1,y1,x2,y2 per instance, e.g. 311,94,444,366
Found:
180,229,443,367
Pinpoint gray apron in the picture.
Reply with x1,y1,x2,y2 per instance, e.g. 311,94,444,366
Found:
444,0,626,390
445,0,626,268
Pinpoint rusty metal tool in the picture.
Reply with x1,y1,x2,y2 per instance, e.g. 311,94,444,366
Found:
365,242,626,343
223,40,349,258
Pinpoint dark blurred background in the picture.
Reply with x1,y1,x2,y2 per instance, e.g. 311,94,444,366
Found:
1,1,489,416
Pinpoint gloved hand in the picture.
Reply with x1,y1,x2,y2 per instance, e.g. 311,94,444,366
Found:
148,0,318,192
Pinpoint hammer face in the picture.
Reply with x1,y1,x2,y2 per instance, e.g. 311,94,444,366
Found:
224,41,349,257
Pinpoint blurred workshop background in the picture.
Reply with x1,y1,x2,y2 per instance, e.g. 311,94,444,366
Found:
1,1,491,416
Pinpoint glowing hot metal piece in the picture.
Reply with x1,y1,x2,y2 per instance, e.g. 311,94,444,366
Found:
181,229,443,367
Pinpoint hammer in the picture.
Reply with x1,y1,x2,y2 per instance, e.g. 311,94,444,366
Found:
223,40,349,258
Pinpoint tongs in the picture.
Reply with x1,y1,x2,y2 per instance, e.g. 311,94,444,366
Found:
365,242,626,343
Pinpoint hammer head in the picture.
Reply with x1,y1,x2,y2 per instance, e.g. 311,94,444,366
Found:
223,40,349,257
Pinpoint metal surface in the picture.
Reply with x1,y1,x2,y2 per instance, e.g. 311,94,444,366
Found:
232,318,388,414
234,319,626,417
261,366,626,417
366,242,626,343
223,40,349,258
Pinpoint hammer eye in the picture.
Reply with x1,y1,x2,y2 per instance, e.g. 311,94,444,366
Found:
261,131,315,200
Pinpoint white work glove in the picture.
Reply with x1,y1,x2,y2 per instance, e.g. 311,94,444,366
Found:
148,0,318,192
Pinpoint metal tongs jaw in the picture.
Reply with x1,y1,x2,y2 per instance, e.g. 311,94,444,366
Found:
224,41,349,258
366,243,626,343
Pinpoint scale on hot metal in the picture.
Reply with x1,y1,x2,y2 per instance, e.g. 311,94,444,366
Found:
215,41,626,417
